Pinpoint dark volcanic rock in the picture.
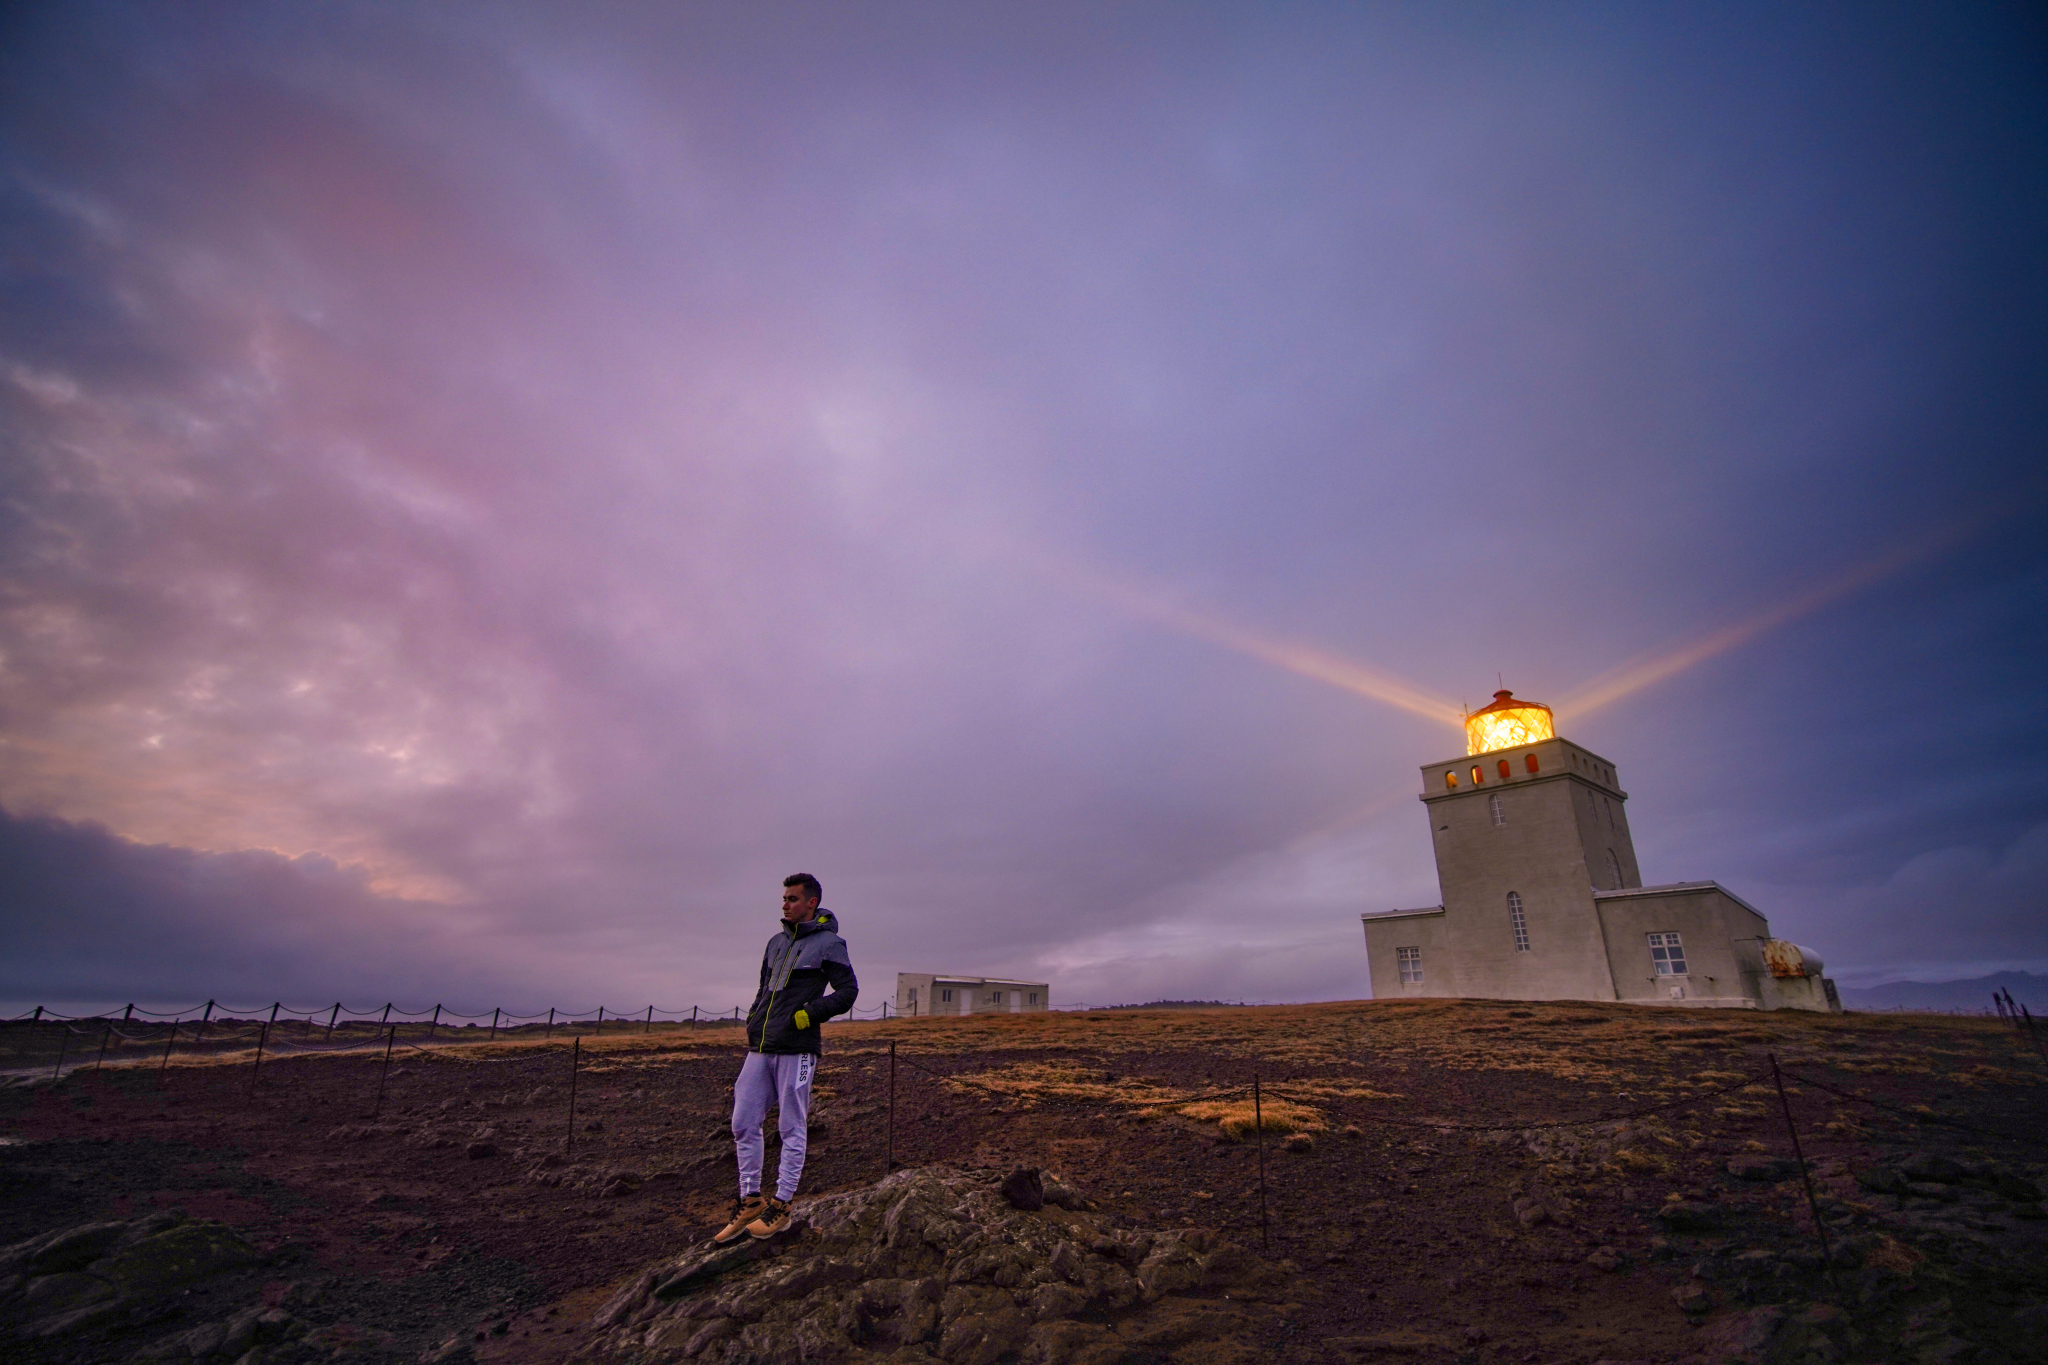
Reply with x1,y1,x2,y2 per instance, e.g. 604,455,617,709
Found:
999,1165,1044,1211
1654,1201,1722,1233
1726,1155,1801,1182
582,1165,1269,1364
0,1210,259,1341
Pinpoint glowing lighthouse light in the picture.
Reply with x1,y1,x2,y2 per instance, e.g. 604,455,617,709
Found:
1464,689,1555,757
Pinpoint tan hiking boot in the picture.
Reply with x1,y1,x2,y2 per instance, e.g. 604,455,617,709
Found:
745,1196,793,1239
713,1192,767,1245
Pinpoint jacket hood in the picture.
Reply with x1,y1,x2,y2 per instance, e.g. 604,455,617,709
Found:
784,908,840,936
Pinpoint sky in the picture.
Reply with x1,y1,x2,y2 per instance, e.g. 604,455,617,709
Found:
2,1,2044,1018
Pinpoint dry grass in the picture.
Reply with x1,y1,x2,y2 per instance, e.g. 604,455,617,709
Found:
933,1061,1184,1108
1173,1097,1323,1140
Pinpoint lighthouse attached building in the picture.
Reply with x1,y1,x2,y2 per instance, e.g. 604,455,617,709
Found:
1361,691,1839,1012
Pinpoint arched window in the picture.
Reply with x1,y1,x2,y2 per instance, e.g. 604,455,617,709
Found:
1471,765,1484,785
1508,892,1529,952
1445,770,1458,789
1525,753,1539,773
1488,794,1505,827
1497,758,1511,780
1607,848,1623,888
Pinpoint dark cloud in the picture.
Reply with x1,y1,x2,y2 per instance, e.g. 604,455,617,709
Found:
1,2,2044,1012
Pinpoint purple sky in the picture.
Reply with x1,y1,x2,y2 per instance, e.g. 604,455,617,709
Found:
3,3,2045,1015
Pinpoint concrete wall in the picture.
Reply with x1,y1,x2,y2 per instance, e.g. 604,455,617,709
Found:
1361,909,1450,998
1420,737,1636,1001
1593,885,1768,1007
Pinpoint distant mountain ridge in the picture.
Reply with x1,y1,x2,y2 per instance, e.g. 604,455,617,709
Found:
1836,971,2046,1013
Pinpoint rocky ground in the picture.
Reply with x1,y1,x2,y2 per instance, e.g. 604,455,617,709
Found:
1,999,2044,1365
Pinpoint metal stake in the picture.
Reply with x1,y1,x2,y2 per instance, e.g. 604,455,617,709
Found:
2021,1004,2048,1065
1769,1053,1834,1277
1253,1074,1271,1254
566,1036,581,1153
50,1022,71,1082
489,1008,500,1042
160,1019,178,1072
94,1018,114,1072
193,1000,214,1058
325,1003,340,1042
380,1003,392,1030
692,1005,698,1030
888,1041,897,1172
428,1005,441,1041
374,1026,398,1116
545,1007,555,1039
645,1006,653,1034
250,1019,272,1093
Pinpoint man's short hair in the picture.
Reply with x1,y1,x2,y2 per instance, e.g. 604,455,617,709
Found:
783,872,823,903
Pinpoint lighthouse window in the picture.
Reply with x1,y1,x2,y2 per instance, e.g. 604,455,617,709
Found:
1396,946,1423,984
1497,758,1511,780
1607,848,1623,888
1445,771,1458,789
1508,892,1529,952
1526,754,1539,773
1471,765,1484,785
1489,794,1505,827
1647,932,1688,976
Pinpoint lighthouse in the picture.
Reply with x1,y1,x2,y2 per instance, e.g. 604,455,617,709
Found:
1360,690,1839,1011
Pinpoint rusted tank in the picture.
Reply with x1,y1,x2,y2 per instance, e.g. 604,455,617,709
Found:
1760,940,1824,979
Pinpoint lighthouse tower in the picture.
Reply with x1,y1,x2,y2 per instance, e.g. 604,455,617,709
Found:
1360,690,1838,1010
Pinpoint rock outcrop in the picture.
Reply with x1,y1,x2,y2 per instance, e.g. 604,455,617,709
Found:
0,1209,260,1341
580,1165,1273,1364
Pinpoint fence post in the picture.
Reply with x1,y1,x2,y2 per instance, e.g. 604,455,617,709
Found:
645,1006,653,1034
1253,1075,1271,1254
94,1018,114,1072
193,1001,215,1057
691,1005,698,1030
2022,1005,2048,1065
887,1041,897,1172
50,1022,71,1082
545,1008,555,1039
596,1006,604,1033
160,1019,179,1072
250,1016,273,1094
326,1003,340,1042
489,1008,500,1042
380,1003,392,1030
1769,1054,1834,1277
428,1005,441,1041
374,1026,398,1116
566,1036,580,1154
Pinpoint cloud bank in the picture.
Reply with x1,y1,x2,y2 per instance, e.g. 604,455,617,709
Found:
1,3,2044,1012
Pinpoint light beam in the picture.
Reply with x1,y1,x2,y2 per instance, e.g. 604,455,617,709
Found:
1020,549,1463,727
1553,515,1989,721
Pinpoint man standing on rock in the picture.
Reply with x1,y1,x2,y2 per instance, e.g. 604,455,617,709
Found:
714,873,859,1243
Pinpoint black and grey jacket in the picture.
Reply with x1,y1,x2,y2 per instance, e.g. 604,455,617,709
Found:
745,909,858,1055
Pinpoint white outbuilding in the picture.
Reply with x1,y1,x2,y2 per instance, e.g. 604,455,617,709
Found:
894,974,1049,1017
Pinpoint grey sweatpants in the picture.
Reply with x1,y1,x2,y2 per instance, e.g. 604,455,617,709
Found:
731,1051,815,1201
